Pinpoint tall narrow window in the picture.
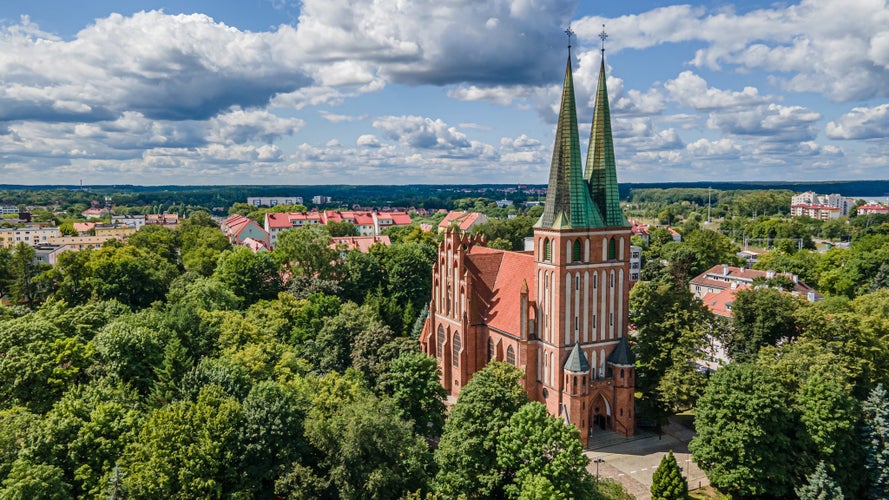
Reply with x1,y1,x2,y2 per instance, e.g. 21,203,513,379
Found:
608,237,616,260
452,332,461,367
488,338,494,362
436,325,445,358
593,274,598,289
572,240,581,261
544,239,551,261
575,275,580,290
506,345,516,365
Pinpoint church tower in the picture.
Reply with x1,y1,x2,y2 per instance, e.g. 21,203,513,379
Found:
419,27,635,443
533,26,633,440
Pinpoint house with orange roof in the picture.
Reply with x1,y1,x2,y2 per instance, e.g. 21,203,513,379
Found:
72,222,97,235
437,211,489,233
81,208,108,219
331,235,391,255
856,202,889,215
222,214,268,247
690,264,823,318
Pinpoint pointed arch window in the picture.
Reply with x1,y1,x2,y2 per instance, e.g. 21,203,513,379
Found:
506,345,516,365
608,237,616,260
572,240,582,262
452,331,461,367
436,325,445,358
543,239,551,262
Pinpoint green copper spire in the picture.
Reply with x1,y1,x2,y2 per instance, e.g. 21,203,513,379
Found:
536,52,604,230
585,33,628,228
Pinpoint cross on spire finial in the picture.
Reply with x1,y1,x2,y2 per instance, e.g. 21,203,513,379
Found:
565,24,574,53
599,24,608,56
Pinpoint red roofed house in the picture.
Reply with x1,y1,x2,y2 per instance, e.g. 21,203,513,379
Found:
145,213,180,227
690,264,823,316
331,235,391,254
420,46,637,440
72,222,97,235
222,214,269,247
437,211,490,233
856,202,889,215
265,210,411,247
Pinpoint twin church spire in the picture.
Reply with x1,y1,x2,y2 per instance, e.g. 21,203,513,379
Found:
536,26,628,230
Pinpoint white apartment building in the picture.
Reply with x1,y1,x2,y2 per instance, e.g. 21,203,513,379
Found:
0,226,61,248
790,191,854,218
247,196,303,207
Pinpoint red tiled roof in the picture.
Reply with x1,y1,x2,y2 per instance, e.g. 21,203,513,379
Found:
439,211,486,231
73,222,97,233
691,264,822,300
376,212,412,225
465,246,537,334
331,235,391,253
701,286,747,318
242,238,268,252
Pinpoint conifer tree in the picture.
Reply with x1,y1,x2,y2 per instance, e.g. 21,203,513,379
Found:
147,336,193,408
862,384,889,499
795,461,844,500
650,450,688,500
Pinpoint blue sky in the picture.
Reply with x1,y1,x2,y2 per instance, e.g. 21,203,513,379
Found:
1,0,887,185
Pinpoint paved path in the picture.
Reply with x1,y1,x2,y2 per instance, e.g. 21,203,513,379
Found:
584,420,709,500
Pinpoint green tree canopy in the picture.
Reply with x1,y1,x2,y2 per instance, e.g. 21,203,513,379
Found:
650,450,688,500
690,362,797,497
433,361,529,499
497,402,594,499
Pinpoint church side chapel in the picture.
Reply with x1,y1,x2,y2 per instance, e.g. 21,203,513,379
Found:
420,27,637,441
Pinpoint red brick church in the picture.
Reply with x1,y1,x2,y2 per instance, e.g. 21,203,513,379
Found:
420,34,637,441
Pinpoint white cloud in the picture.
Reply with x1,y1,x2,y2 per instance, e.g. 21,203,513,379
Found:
825,104,889,140
0,11,311,122
356,134,381,147
665,71,772,111
686,138,741,158
207,107,304,144
372,115,471,150
319,111,367,123
576,0,889,102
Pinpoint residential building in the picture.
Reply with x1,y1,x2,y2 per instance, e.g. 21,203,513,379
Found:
0,226,61,248
264,210,411,247
790,203,841,220
629,219,650,244
242,238,269,253
690,264,823,317
420,46,635,440
331,235,391,254
1,206,19,215
81,208,108,219
48,234,120,251
312,195,332,205
247,196,303,207
33,244,70,266
221,214,269,247
73,222,97,235
790,191,854,218
94,225,137,238
437,211,489,233
856,202,889,215
145,213,179,227
111,215,147,230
